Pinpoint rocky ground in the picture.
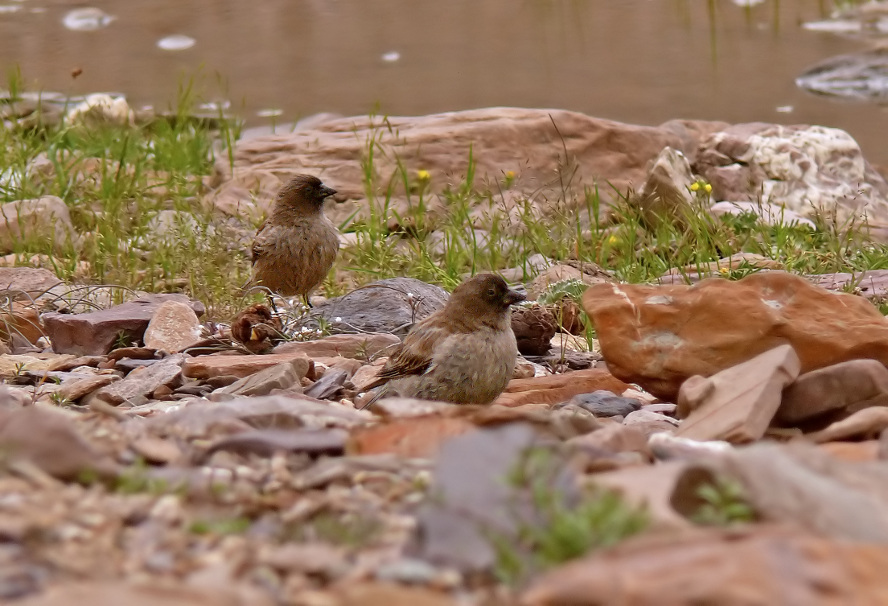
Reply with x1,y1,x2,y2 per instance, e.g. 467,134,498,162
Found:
4,91,888,604
1,258,888,605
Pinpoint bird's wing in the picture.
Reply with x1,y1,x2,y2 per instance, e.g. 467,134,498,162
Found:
364,316,449,388
250,220,272,265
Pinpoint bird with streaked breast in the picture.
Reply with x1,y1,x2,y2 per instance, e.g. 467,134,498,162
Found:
361,273,526,408
248,174,339,307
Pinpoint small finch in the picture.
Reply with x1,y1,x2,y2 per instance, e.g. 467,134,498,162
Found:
361,273,526,408
249,174,339,307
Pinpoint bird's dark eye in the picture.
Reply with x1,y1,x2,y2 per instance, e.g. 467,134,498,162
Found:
487,288,496,298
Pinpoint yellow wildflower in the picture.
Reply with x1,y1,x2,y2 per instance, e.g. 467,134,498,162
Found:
608,235,619,245
719,267,729,274
416,169,430,181
704,183,712,193
690,182,700,192
505,170,515,179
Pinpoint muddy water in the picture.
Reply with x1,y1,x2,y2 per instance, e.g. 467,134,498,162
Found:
0,0,886,165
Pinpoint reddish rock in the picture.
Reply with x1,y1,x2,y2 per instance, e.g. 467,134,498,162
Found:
676,345,800,443
44,294,205,356
777,359,888,428
182,352,311,380
143,300,202,353
583,271,888,400
0,266,62,298
16,581,272,606
494,368,632,407
522,525,888,606
347,416,476,458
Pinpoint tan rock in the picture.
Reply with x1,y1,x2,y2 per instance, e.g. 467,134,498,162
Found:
182,352,312,379
143,300,202,353
273,333,400,359
777,359,888,427
527,262,612,300
583,271,888,400
657,252,785,285
16,581,272,606
206,108,723,226
623,409,680,438
522,525,888,606
494,368,632,407
0,196,75,254
216,359,307,397
807,407,888,443
0,407,117,481
676,345,800,443
330,583,457,606
351,357,388,392
57,374,119,401
0,353,78,379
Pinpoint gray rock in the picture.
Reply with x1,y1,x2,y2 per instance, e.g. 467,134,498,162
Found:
411,422,576,573
304,367,348,400
217,360,304,398
796,48,888,103
202,428,347,459
311,277,448,336
43,294,206,355
140,395,369,438
91,354,184,406
562,390,643,417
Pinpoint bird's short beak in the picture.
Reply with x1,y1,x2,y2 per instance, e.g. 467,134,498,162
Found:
504,289,526,306
320,185,337,198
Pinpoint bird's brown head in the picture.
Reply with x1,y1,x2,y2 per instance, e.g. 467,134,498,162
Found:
276,174,337,212
446,273,525,327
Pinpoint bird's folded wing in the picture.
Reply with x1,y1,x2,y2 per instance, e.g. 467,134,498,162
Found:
250,221,272,264
363,319,448,390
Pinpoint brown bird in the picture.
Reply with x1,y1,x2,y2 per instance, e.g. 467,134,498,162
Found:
249,174,339,307
230,303,283,353
361,273,525,408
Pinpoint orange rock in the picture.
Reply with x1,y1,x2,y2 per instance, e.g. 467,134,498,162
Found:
522,525,888,606
494,368,632,407
0,304,43,345
182,352,312,379
583,271,888,400
347,416,476,458
817,440,881,463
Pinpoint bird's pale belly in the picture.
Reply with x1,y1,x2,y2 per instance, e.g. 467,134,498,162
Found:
415,329,517,404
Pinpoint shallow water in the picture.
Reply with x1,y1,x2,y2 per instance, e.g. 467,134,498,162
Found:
0,0,886,166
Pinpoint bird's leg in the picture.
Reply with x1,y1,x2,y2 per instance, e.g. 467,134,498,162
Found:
302,294,313,309
267,294,281,317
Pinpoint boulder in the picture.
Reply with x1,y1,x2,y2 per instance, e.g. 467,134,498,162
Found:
205,108,726,224
694,123,888,230
311,277,448,335
583,271,888,400
0,266,63,298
